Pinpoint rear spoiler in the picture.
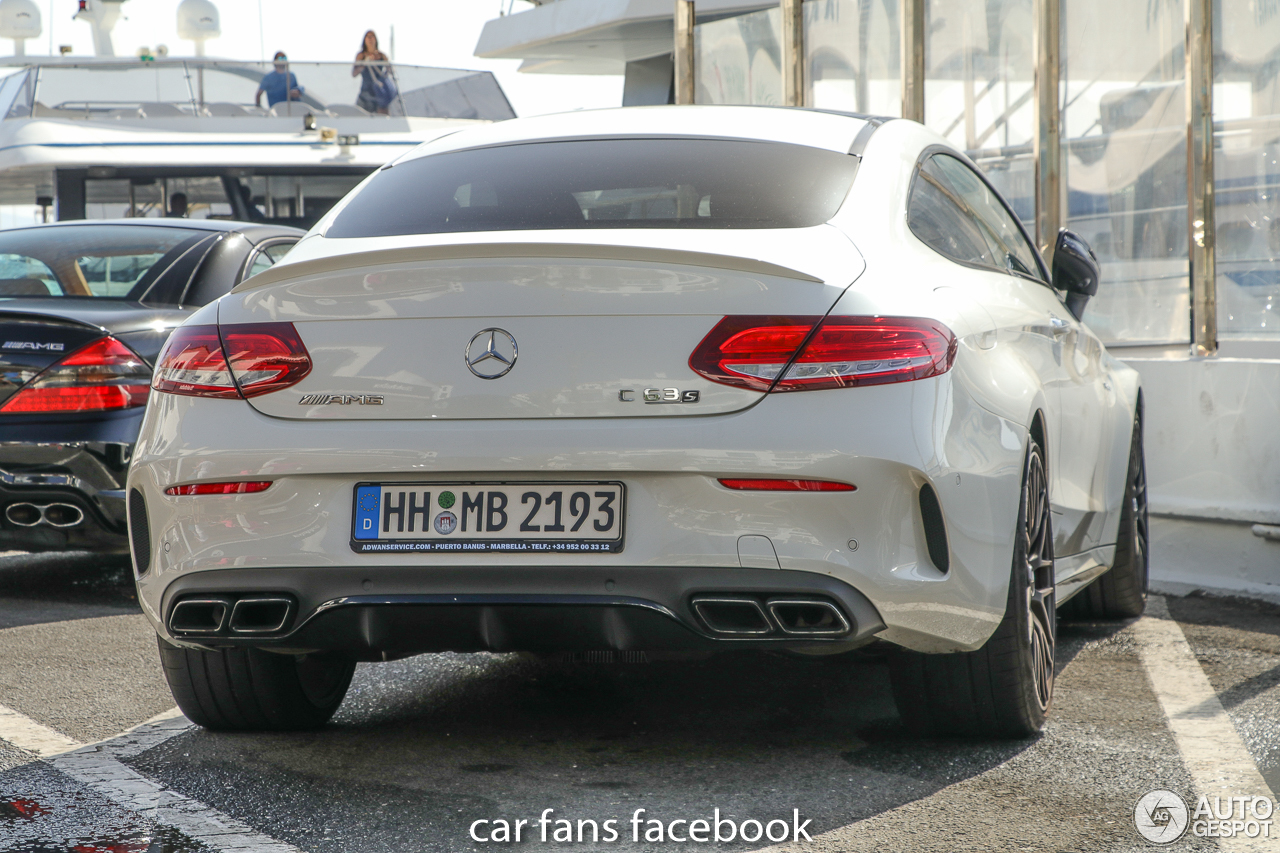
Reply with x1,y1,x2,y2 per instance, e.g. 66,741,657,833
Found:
232,242,824,293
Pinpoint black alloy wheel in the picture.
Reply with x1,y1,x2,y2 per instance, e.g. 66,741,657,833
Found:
1023,444,1056,715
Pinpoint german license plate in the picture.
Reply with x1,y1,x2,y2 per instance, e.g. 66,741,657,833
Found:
350,482,625,553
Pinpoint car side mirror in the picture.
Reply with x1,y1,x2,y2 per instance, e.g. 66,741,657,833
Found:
1052,229,1100,321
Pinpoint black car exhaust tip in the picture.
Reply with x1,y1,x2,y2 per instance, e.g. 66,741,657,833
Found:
766,598,852,636
4,502,84,528
42,503,84,528
690,596,774,636
4,503,41,526
228,597,295,634
169,597,234,634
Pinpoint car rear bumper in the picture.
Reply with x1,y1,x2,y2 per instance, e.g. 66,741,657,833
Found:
152,565,887,658
0,434,135,553
130,382,1027,653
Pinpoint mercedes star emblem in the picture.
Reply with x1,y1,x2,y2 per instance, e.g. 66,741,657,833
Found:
464,328,518,379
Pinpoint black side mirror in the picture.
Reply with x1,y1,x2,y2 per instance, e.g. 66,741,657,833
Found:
1052,229,1100,321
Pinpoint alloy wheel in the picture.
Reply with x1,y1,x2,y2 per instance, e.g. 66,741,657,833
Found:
1131,441,1150,596
1024,449,1055,712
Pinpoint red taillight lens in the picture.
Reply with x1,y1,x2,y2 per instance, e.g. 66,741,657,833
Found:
0,337,151,413
688,315,821,391
153,323,310,399
164,481,273,496
152,325,238,397
719,478,856,491
220,323,311,397
690,315,956,391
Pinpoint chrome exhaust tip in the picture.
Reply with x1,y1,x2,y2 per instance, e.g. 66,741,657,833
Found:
766,598,851,636
43,503,84,528
691,596,773,636
5,503,41,526
228,597,295,634
169,597,234,634
4,502,85,528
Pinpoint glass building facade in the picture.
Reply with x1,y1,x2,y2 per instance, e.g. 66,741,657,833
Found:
692,0,1280,349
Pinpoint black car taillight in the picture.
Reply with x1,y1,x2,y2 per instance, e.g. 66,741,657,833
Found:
0,336,150,413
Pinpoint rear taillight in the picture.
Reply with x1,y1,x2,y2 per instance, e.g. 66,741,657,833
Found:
153,323,310,399
0,337,151,413
690,315,956,392
221,323,312,397
151,326,238,398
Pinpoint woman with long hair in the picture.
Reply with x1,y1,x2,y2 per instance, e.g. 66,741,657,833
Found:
352,29,394,115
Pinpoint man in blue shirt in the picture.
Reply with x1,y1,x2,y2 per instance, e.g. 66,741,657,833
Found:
255,51,304,109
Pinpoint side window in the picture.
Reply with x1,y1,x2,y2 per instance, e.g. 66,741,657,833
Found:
907,161,995,267
244,240,295,280
929,155,1045,281
909,154,1046,282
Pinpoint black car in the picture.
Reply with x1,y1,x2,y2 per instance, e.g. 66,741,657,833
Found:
0,219,303,554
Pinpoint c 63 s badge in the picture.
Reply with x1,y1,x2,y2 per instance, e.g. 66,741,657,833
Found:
618,388,700,404
299,394,385,406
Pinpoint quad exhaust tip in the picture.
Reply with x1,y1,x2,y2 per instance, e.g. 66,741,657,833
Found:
691,597,773,635
5,502,84,528
766,599,851,636
169,597,233,634
169,595,296,636
691,595,852,638
228,597,295,633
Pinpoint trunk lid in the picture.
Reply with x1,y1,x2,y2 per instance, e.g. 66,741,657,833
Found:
221,228,864,420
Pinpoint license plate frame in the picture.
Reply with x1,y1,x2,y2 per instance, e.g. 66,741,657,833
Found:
350,481,626,554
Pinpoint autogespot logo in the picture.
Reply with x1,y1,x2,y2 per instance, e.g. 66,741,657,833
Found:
1135,790,1189,844
1135,789,1277,843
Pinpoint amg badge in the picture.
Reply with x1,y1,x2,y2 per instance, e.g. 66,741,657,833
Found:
299,394,385,406
2,341,64,351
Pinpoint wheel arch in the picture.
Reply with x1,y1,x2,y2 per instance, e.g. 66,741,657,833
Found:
1029,407,1049,478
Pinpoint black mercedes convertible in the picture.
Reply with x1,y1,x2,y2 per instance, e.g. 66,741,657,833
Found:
0,219,302,554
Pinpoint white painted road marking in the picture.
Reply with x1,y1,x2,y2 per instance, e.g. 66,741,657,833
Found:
0,703,302,853
0,701,82,757
1136,596,1276,852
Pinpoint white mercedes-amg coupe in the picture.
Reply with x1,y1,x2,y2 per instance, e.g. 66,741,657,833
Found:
127,106,1147,738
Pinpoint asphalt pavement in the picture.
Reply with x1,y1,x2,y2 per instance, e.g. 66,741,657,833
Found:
0,549,1277,852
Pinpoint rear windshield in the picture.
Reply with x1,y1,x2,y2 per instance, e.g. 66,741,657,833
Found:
0,224,206,300
326,138,860,237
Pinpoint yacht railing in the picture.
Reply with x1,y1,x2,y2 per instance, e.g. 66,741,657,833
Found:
0,59,515,122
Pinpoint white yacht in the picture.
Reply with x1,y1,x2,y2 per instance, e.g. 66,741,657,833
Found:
0,0,514,225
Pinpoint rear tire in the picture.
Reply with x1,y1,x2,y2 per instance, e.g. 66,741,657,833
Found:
1061,410,1148,620
158,636,354,731
890,439,1056,738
